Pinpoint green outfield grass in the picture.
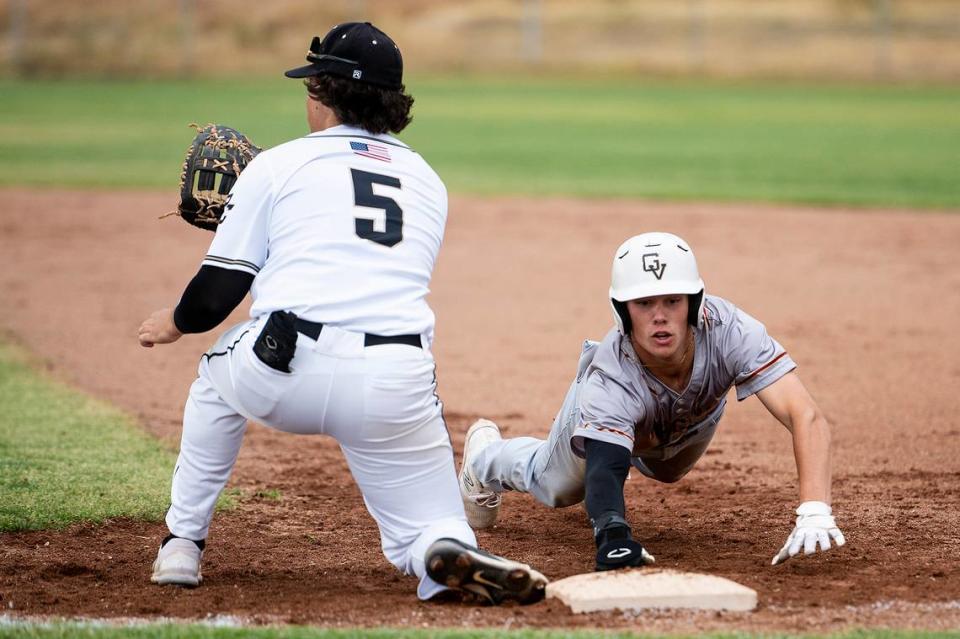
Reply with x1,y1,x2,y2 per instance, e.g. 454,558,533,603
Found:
0,624,957,639
0,77,957,208
0,344,177,531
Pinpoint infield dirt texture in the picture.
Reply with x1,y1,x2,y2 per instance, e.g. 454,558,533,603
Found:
1,188,958,632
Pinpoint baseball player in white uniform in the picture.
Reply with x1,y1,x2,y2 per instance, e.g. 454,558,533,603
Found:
459,232,847,571
138,22,546,604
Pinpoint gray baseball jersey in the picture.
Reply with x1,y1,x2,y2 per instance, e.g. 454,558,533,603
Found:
468,294,798,507
572,294,796,461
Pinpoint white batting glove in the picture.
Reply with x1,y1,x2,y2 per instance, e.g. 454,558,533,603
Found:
771,501,846,566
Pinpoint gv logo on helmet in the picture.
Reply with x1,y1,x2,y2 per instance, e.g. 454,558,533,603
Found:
642,253,666,280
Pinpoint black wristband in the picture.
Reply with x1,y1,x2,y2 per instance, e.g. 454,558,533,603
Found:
593,516,632,545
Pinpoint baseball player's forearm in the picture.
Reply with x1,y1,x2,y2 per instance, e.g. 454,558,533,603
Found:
173,265,254,334
584,438,631,526
755,372,832,503
584,439,657,570
792,410,832,504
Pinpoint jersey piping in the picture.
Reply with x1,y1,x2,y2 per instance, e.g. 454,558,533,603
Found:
201,328,252,362
742,351,789,383
204,255,262,273
582,423,635,442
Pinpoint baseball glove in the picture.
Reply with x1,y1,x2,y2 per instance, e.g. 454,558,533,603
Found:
166,123,262,231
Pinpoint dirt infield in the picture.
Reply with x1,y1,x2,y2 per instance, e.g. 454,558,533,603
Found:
1,188,959,633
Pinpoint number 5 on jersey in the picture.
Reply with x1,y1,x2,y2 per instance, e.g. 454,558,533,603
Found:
352,168,403,247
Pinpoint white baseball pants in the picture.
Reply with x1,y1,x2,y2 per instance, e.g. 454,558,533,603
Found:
165,315,475,599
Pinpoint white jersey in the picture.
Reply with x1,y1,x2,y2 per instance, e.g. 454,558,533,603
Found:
202,124,447,340
173,126,476,600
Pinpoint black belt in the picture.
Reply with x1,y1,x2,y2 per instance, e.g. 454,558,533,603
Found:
294,318,422,349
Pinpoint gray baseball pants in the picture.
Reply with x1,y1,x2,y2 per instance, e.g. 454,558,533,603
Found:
470,341,724,509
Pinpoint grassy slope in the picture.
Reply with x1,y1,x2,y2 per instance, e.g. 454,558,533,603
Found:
0,344,175,531
0,77,956,208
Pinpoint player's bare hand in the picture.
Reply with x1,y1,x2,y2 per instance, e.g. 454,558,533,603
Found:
771,501,846,566
138,308,183,348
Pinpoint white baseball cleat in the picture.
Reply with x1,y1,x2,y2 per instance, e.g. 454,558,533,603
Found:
151,538,203,587
459,419,503,529
425,538,548,605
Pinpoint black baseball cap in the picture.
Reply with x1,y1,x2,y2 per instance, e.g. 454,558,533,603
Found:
284,22,403,90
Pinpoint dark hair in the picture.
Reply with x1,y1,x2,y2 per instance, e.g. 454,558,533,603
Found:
305,75,413,134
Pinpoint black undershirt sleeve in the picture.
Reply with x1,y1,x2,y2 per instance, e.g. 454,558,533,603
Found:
584,438,633,533
172,265,254,334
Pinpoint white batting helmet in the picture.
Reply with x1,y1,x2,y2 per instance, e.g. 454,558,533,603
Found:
609,232,705,334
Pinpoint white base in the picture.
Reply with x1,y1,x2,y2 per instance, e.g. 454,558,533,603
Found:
545,568,757,613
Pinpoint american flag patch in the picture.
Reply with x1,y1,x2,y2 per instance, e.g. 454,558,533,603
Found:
350,141,391,162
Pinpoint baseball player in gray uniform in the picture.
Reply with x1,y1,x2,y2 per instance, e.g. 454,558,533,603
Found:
459,232,846,571
137,22,546,604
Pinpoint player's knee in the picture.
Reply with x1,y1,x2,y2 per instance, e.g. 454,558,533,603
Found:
550,493,585,508
534,483,585,509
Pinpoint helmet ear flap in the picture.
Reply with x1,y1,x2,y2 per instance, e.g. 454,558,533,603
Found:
612,300,632,335
688,291,704,327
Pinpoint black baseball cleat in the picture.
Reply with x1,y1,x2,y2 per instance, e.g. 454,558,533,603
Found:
425,538,548,605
